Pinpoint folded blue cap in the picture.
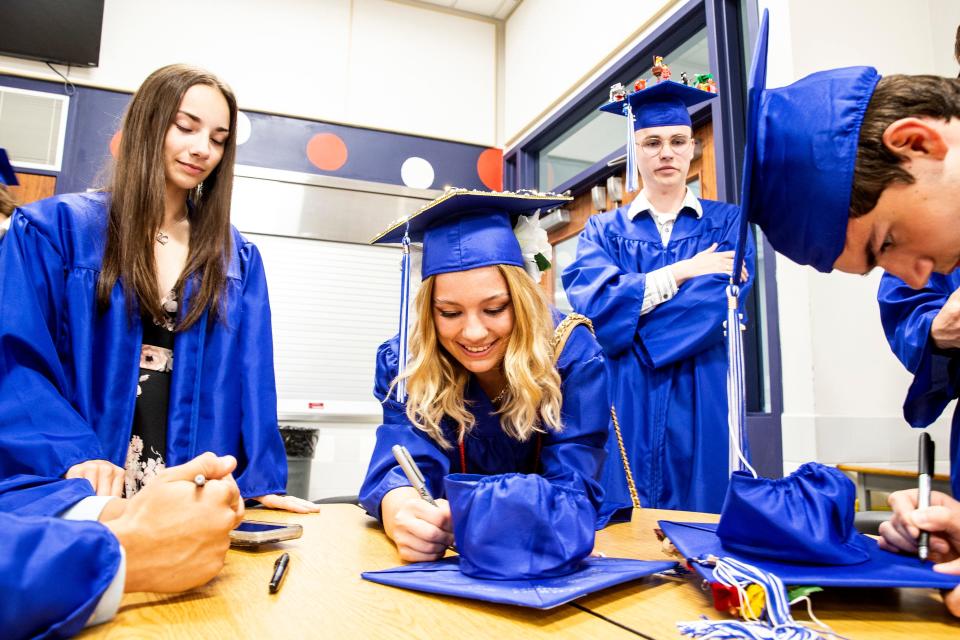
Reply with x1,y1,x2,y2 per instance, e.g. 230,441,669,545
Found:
0,149,19,187
716,462,871,565
371,189,570,279
361,556,678,609
445,473,595,580
600,79,718,130
738,11,881,273
659,462,960,590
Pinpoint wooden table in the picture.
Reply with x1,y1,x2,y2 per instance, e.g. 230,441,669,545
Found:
837,464,952,511
81,506,960,639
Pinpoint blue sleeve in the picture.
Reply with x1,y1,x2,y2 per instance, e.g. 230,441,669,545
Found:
2,512,120,640
0,475,95,517
635,210,757,369
235,241,288,498
878,271,960,428
540,325,611,524
561,215,647,357
357,337,451,521
0,210,105,478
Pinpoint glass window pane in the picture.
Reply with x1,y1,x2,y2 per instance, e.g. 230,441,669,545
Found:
552,235,580,313
538,26,711,192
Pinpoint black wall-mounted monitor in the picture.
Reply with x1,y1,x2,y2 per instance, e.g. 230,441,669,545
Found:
0,0,105,68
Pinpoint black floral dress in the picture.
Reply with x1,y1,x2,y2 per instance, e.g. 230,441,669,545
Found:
123,292,177,497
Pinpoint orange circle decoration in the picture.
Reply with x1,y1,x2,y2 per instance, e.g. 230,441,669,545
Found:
109,131,122,158
477,148,503,191
306,133,348,172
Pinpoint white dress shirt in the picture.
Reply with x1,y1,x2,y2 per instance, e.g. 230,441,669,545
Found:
626,188,703,316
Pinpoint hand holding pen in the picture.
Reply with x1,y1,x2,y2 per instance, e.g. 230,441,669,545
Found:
918,432,934,561
380,445,454,562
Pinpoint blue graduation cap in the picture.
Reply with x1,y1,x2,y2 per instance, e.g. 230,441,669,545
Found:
659,463,960,591
0,149,19,187
362,473,678,609
600,79,718,192
737,10,881,273
362,556,678,609
371,189,570,401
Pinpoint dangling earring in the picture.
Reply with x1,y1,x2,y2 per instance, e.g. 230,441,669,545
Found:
194,181,204,202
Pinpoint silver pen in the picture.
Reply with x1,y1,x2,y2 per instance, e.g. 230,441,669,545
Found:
918,432,934,561
392,444,438,507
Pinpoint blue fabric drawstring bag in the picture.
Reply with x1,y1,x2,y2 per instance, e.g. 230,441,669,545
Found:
444,472,596,580
716,462,872,565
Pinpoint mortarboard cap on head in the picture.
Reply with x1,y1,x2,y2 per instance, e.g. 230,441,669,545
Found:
0,149,19,187
372,189,570,279
600,79,718,130
737,9,881,273
371,188,571,402
600,78,718,192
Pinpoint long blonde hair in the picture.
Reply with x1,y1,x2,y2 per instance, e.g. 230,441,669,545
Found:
400,264,563,449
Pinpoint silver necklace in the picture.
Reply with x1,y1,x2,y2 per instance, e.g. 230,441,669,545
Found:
156,210,188,245
491,386,508,404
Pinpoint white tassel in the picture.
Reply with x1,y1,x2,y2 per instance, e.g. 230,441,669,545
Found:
396,232,412,402
726,284,756,478
624,102,640,193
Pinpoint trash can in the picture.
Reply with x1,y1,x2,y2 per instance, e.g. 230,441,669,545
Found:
279,424,319,500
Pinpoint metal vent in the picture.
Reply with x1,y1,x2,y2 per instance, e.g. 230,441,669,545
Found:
0,86,69,171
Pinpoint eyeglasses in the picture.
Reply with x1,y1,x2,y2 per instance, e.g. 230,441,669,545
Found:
637,136,695,156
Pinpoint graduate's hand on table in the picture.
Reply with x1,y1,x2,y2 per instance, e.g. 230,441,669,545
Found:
253,493,321,513
930,287,960,349
381,486,454,562
65,459,124,497
670,244,747,286
105,452,244,593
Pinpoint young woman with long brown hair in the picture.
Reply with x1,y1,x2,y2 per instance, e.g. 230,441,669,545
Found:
0,65,316,513
359,191,627,562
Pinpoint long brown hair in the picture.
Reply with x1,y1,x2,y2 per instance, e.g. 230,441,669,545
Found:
97,64,238,328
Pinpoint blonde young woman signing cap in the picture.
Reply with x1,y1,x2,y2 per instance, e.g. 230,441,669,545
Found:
0,65,317,513
359,191,629,562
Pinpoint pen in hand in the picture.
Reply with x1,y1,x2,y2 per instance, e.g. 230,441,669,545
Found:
392,444,438,507
917,432,934,561
269,552,290,593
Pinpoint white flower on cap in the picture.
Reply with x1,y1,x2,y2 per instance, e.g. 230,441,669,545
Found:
513,213,552,282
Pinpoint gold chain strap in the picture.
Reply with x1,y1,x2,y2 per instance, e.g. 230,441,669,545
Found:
552,313,641,509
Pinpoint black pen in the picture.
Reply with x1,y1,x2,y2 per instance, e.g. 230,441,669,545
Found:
269,552,290,593
918,432,934,561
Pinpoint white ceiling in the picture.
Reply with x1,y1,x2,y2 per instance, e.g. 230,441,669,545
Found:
408,0,521,20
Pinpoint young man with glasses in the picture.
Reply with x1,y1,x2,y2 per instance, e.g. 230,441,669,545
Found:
562,81,754,513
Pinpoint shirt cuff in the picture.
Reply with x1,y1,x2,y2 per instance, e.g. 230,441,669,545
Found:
86,546,126,627
60,496,118,522
640,266,679,316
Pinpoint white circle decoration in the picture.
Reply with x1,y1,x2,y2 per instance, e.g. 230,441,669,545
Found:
400,157,435,189
235,111,252,145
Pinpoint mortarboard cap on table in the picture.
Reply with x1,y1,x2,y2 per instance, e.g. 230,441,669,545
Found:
0,149,19,187
659,462,960,590
361,556,678,609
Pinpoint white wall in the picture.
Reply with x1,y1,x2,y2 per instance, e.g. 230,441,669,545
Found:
503,0,683,146
762,0,960,472
0,0,497,146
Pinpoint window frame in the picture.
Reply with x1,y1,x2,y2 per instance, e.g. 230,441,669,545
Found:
504,0,784,478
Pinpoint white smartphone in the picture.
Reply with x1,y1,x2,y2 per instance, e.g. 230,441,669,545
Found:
229,520,303,547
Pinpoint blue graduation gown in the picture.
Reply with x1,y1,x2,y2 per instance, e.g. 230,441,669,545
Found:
561,199,755,513
878,270,960,498
0,475,118,640
359,311,619,526
0,192,287,497
4,512,120,640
